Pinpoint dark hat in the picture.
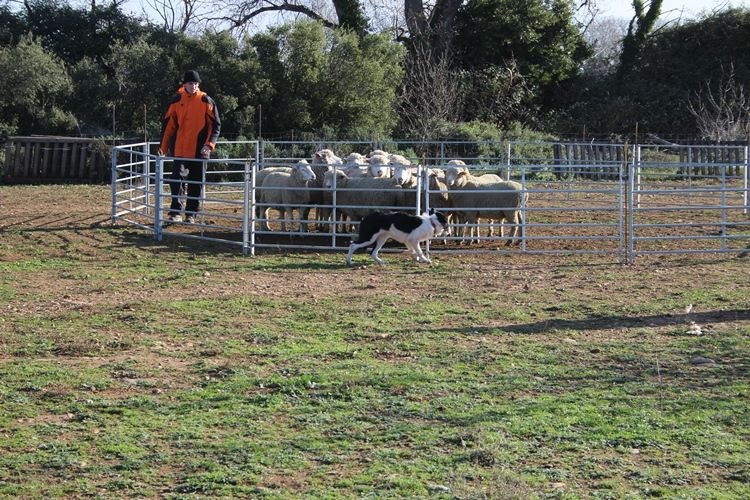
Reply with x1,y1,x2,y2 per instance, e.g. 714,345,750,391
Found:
182,70,201,84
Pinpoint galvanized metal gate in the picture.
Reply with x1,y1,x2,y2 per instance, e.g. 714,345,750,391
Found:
112,140,750,263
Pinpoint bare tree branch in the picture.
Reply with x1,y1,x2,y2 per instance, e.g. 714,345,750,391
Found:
688,63,750,141
396,44,466,140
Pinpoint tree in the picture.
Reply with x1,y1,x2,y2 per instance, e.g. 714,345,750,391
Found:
318,30,403,137
105,37,175,138
19,0,148,65
0,35,77,134
555,7,750,137
616,0,662,80
582,15,627,77
396,45,466,140
249,20,402,138
453,0,589,127
689,66,750,142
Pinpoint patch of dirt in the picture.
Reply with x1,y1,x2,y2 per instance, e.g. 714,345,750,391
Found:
2,184,748,320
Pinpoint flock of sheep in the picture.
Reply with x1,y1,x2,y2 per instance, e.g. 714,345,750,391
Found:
254,148,528,245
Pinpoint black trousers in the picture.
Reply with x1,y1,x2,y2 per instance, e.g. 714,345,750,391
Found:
168,159,203,215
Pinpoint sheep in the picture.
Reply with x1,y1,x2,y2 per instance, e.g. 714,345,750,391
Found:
365,153,392,178
258,159,317,232
341,152,369,177
367,149,388,158
254,166,292,189
341,152,392,178
391,163,450,213
444,160,504,239
391,163,453,244
445,160,503,186
322,169,403,232
313,148,343,166
310,149,344,231
446,170,526,246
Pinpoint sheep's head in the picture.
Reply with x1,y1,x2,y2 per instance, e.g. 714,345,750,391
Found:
322,169,346,189
368,149,387,158
367,154,391,178
295,159,316,182
393,164,414,185
344,152,367,165
313,149,341,165
445,165,464,187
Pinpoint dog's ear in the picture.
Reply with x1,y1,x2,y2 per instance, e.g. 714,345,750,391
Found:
429,208,435,215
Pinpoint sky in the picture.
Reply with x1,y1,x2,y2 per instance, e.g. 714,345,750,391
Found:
598,0,750,19
119,0,750,29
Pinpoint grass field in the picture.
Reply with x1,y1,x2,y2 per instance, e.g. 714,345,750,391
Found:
1,184,749,498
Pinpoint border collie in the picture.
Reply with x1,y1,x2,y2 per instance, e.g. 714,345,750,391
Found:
346,210,449,265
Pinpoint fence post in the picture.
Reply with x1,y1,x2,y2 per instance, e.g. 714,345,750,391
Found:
110,146,118,225
243,159,251,256
616,143,628,264
744,145,749,216
635,144,642,209
721,164,728,252
154,156,163,241
520,167,527,253
505,141,511,180
628,143,636,263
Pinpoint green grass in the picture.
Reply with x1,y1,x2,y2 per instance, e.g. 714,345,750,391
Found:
1,185,749,497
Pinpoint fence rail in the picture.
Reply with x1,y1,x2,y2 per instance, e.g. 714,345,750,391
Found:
111,140,750,263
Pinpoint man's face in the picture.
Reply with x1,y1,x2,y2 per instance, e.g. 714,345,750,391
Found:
183,81,199,95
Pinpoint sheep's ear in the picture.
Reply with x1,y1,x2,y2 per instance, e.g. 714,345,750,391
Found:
458,170,469,178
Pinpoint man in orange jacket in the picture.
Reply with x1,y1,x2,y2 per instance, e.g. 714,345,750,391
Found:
159,70,221,223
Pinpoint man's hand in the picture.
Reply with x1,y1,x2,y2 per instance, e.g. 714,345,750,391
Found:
200,145,211,159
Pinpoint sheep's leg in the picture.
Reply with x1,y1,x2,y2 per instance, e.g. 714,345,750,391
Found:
278,207,287,232
258,206,270,232
467,215,479,245
505,212,519,246
300,206,311,233
513,210,523,246
316,205,332,232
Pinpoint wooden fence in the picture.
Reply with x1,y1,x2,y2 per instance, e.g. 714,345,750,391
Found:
552,142,747,179
678,145,746,176
1,136,128,183
552,143,625,179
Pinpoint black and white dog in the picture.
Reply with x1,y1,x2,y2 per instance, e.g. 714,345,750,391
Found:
346,210,449,265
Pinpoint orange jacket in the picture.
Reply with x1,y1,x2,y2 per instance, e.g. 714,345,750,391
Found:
159,87,221,158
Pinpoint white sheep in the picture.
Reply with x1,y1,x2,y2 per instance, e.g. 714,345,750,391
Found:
323,169,403,232
310,149,344,231
365,153,392,178
254,166,292,189
445,160,503,186
341,152,392,178
445,160,504,239
341,152,369,177
446,170,526,246
391,163,450,212
313,148,343,166
258,159,317,232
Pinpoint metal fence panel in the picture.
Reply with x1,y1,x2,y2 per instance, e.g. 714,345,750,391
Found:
112,140,750,262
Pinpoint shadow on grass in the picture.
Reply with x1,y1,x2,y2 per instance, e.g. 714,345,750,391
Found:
491,309,750,335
